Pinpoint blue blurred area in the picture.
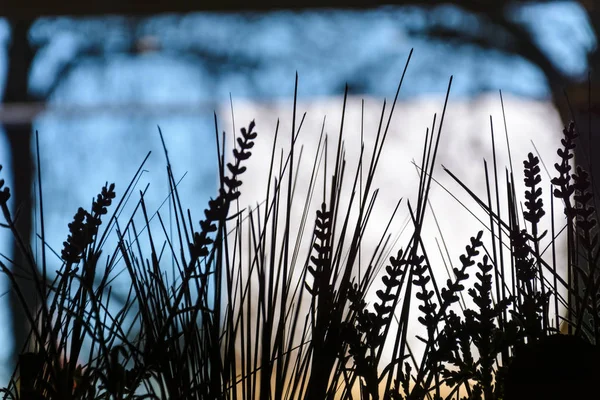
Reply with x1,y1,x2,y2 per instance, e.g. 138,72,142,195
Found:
0,2,595,384
24,7,593,104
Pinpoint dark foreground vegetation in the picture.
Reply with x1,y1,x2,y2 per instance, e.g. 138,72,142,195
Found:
1,52,598,399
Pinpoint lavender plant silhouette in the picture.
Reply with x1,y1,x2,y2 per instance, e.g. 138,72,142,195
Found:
1,50,598,400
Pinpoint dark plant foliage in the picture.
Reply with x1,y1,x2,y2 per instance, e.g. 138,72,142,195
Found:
1,55,599,399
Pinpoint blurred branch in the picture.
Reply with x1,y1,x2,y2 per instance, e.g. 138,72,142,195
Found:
412,2,577,94
474,5,575,85
178,47,264,75
40,47,105,99
421,22,568,85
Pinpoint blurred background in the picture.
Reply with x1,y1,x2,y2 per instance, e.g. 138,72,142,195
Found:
0,0,597,385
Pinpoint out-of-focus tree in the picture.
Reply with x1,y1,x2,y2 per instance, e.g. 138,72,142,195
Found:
3,17,39,372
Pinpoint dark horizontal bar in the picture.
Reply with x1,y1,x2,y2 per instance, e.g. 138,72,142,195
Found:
2,0,398,18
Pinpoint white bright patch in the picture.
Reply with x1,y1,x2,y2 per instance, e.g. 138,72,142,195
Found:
219,92,568,388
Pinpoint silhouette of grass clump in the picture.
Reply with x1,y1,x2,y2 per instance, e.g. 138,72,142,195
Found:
1,52,599,399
